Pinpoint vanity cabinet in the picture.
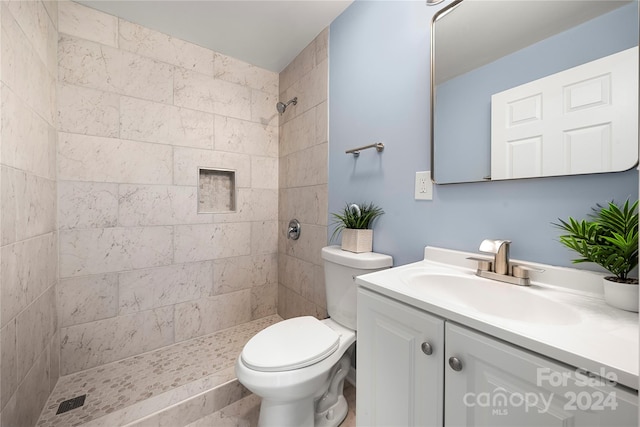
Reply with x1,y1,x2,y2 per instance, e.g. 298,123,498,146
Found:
357,288,638,427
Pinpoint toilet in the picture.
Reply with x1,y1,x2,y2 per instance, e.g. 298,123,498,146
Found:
235,245,392,427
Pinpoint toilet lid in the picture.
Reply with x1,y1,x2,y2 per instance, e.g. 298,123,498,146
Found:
241,316,340,372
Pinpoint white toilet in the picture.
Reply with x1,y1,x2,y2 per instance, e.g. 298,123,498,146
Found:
235,245,392,427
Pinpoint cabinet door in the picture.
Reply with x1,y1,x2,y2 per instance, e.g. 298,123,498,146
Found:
445,323,638,427
357,288,444,426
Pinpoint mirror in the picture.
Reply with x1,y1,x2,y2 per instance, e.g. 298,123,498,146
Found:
431,0,639,184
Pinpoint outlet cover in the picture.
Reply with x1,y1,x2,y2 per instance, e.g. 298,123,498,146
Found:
415,171,433,200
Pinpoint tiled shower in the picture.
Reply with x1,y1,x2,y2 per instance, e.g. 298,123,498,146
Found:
0,1,329,425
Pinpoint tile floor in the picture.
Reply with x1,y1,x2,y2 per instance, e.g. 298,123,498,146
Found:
36,315,282,427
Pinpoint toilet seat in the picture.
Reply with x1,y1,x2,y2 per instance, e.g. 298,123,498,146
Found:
241,316,340,372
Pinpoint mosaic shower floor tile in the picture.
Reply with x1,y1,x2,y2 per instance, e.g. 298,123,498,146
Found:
37,315,282,427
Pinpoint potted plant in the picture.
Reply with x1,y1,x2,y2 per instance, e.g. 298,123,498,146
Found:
555,199,638,312
331,202,384,253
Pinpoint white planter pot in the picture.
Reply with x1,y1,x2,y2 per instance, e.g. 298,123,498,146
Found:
341,229,373,253
603,277,639,312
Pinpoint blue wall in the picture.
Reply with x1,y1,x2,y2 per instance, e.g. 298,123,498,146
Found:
434,3,638,183
328,0,638,267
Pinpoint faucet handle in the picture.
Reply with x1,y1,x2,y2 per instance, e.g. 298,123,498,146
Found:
479,239,511,254
466,256,492,272
512,265,544,279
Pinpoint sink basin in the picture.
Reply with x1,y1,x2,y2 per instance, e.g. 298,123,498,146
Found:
401,271,581,325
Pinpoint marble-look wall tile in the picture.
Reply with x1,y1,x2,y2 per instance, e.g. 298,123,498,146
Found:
0,344,51,427
174,290,251,342
58,132,173,184
316,101,328,144
251,282,277,320
281,222,326,266
1,233,57,327
251,221,279,255
58,181,119,230
213,52,278,95
279,35,317,96
58,35,173,103
281,142,328,188
280,185,328,227
49,329,60,393
58,0,118,48
214,115,277,157
58,274,118,327
173,223,250,263
5,0,58,77
174,68,251,120
1,319,17,409
1,166,56,245
280,107,316,157
59,226,173,277
118,184,213,227
250,89,279,128
57,83,120,137
16,286,56,383
119,19,213,75
212,189,278,224
280,59,328,120
1,84,56,180
173,146,251,187
2,4,56,125
60,307,174,375
251,156,278,189
120,97,214,149
212,253,277,295
118,262,213,315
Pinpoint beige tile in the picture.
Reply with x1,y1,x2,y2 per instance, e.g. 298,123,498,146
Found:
280,107,317,156
60,306,174,374
281,142,328,188
214,115,277,157
59,226,173,277
211,189,277,224
1,319,17,409
175,68,251,119
1,85,56,179
281,58,328,119
315,28,329,66
118,184,213,227
251,282,278,320
2,4,56,125
58,132,173,184
281,222,327,266
58,35,173,103
58,273,118,327
279,36,316,95
250,89,279,128
173,223,251,263
15,286,56,382
212,253,277,295
118,262,214,315
316,101,328,144
213,52,278,95
173,146,251,187
174,290,251,341
58,181,119,230
280,185,328,227
251,221,278,255
119,19,214,75
49,329,60,393
251,156,278,189
1,166,56,245
120,96,214,149
57,83,120,137
58,0,118,47
1,233,57,327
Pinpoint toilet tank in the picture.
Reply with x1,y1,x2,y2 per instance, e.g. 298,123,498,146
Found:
321,246,393,330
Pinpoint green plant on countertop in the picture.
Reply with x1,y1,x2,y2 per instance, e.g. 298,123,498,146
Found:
554,199,638,283
330,202,384,243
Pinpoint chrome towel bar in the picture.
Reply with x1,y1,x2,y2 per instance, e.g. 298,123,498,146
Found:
345,142,384,157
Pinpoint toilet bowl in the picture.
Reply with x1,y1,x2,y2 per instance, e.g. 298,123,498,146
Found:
235,246,393,427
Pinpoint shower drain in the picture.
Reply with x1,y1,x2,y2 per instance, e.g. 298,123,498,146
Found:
56,394,86,415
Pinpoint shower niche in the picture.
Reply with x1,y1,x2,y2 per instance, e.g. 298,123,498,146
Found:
198,168,236,213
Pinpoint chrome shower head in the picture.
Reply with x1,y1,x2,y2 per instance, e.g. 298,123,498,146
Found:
276,97,297,115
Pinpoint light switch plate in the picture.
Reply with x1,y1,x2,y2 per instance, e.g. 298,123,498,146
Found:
415,171,433,200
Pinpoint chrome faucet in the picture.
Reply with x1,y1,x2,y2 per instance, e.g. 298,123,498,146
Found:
470,239,538,286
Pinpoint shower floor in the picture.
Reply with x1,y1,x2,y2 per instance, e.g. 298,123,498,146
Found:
36,315,282,427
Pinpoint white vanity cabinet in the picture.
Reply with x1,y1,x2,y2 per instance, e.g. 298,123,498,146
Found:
357,288,638,427
357,288,444,426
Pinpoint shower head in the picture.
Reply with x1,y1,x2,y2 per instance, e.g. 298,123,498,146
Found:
276,97,298,115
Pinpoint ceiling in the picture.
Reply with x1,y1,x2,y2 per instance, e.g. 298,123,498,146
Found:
78,0,354,73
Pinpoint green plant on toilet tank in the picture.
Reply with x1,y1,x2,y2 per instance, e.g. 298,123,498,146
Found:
331,202,384,253
554,199,638,312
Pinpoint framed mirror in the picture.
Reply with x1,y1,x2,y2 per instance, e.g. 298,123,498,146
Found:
431,0,639,184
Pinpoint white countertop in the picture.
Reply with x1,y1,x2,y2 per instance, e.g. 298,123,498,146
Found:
356,247,639,390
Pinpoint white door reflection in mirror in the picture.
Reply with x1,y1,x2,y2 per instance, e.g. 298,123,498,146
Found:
491,46,638,180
